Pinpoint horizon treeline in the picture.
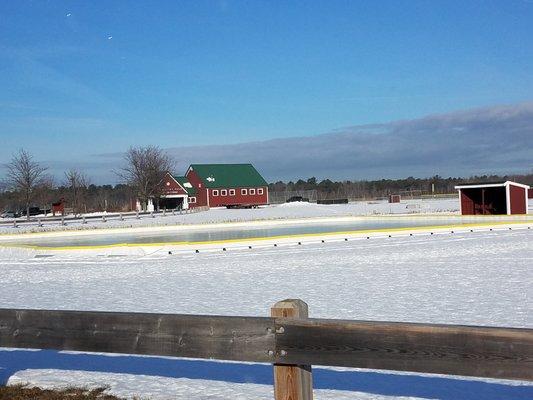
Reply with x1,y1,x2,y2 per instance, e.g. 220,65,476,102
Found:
1,172,531,213
268,173,533,200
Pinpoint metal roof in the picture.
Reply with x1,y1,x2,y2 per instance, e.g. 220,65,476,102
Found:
187,164,268,188
171,175,197,195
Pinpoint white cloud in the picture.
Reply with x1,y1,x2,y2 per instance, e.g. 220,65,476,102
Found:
7,102,532,184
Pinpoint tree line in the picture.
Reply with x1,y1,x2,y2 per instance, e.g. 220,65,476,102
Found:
1,147,173,219
1,147,531,218
269,174,533,200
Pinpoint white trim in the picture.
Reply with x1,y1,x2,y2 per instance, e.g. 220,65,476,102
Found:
189,197,196,204
212,189,219,196
266,187,269,204
160,194,187,199
206,189,210,207
229,189,236,196
241,188,248,195
526,189,529,215
164,172,190,194
249,188,256,195
455,183,506,190
455,181,530,190
505,181,530,190
458,190,462,215
506,184,511,215
258,188,264,195
221,189,227,196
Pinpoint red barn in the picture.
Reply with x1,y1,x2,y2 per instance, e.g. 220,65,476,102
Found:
455,181,530,215
185,164,268,208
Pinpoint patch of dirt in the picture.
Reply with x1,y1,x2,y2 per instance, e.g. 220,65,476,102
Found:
0,385,130,400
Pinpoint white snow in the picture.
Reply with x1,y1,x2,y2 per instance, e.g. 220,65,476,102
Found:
7,369,420,400
1,227,532,399
0,198,462,235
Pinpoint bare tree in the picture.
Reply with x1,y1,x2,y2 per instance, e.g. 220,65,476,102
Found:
6,149,48,219
64,169,90,216
116,146,174,211
34,176,56,216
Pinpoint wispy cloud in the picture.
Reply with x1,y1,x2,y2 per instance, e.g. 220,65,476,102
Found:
159,102,533,180
5,102,532,184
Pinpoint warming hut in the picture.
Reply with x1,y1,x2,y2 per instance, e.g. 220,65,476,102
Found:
454,181,530,215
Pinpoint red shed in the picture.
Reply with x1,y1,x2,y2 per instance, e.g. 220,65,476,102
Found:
389,194,401,203
185,164,269,208
455,181,530,215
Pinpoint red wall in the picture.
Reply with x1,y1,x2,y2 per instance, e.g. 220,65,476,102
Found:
185,169,208,207
460,191,475,215
207,186,268,207
509,185,527,214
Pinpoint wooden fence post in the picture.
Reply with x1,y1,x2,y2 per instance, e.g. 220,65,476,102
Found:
271,299,313,400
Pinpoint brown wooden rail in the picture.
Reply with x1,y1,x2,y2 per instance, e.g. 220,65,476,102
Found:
0,301,532,400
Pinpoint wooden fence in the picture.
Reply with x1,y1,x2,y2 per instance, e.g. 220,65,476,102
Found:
0,299,532,400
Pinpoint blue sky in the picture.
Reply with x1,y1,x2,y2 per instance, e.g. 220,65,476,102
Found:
1,1,532,182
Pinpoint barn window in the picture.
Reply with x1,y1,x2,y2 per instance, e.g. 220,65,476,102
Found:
258,188,264,195
212,190,219,196
250,188,256,195
189,197,196,203
221,189,227,196
229,189,236,196
241,189,248,195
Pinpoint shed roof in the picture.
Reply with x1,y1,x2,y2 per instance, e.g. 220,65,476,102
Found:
171,175,197,195
187,164,268,188
454,181,530,190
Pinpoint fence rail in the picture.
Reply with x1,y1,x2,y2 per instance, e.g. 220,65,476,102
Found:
1,301,532,399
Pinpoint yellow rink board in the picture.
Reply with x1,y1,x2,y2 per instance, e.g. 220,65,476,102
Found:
2,220,530,252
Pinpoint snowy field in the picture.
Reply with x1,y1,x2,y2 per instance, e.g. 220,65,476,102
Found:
1,227,532,399
0,198,463,235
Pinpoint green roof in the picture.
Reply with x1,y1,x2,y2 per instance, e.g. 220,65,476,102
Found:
188,164,268,188
172,175,197,195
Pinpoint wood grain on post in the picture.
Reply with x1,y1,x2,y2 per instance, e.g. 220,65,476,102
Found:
271,299,313,400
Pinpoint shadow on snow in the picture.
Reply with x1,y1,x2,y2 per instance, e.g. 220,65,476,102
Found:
0,350,531,400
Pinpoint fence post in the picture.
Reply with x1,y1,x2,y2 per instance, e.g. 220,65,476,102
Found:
271,299,313,400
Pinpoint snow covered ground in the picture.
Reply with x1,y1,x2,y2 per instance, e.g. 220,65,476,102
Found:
0,198,463,234
1,227,532,399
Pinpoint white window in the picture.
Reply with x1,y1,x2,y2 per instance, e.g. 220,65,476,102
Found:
241,188,248,195
258,188,264,195
221,189,227,196
229,189,236,196
212,190,219,196
189,197,196,204
249,188,256,195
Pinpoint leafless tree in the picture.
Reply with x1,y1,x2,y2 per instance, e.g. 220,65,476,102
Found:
34,176,56,216
64,169,90,216
6,149,48,219
116,146,174,210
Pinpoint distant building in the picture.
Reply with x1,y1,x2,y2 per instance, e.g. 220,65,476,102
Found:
454,181,530,215
158,173,197,210
156,163,269,210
